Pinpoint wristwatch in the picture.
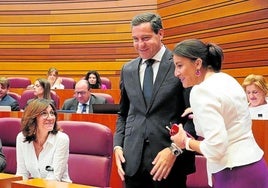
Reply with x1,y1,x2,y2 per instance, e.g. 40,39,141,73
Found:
169,143,183,157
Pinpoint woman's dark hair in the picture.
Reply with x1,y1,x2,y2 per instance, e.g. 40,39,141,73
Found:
173,39,223,72
21,98,60,143
36,78,51,99
84,70,102,89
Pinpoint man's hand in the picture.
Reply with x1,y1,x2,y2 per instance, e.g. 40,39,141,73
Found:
114,148,126,181
150,147,176,181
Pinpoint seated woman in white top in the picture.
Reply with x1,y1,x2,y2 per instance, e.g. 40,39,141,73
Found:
242,74,268,119
16,98,71,182
47,67,64,89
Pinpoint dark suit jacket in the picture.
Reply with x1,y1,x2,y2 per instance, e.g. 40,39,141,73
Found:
114,49,195,177
0,94,20,111
0,139,6,172
61,94,107,113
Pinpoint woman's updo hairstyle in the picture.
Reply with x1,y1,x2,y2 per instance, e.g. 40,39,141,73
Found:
173,39,223,72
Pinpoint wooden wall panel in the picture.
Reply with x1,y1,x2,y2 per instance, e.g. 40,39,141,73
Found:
158,0,268,79
0,0,156,89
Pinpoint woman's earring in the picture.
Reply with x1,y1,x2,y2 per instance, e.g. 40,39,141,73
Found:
195,69,201,76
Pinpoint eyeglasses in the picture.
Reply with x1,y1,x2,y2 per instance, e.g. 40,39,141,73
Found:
39,111,55,119
74,91,87,96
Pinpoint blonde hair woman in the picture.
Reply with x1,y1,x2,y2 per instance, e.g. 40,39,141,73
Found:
242,74,268,119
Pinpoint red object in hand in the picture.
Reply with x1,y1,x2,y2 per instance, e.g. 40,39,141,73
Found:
166,123,194,138
170,123,179,136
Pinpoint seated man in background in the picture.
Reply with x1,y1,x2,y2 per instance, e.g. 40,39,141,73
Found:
0,139,6,172
0,77,20,111
61,80,107,113
242,74,268,119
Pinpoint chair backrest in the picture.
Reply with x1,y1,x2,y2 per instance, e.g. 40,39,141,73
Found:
100,77,111,89
19,90,60,109
187,154,210,188
61,77,76,89
8,92,21,102
7,77,31,88
58,121,113,187
92,93,114,104
0,117,21,174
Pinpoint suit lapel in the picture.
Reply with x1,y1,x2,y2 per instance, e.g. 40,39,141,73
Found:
147,50,173,110
133,58,147,108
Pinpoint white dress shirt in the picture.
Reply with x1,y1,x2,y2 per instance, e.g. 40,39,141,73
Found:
16,131,71,182
139,45,165,89
249,103,268,119
190,72,263,186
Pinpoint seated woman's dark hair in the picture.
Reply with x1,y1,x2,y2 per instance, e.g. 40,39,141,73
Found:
21,98,59,143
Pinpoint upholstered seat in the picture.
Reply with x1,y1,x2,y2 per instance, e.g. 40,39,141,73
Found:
0,117,21,174
7,77,31,88
187,154,210,188
19,90,60,109
58,120,113,187
61,77,76,89
100,77,112,89
92,93,114,104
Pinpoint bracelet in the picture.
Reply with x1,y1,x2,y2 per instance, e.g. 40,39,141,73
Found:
185,137,194,151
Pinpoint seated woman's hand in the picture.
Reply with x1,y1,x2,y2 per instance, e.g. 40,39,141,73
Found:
170,124,187,149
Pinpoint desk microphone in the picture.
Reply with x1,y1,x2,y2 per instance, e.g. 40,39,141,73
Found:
258,114,263,118
45,166,54,172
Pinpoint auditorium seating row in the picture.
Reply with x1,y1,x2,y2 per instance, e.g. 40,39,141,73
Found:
0,115,211,188
0,117,113,188
8,90,115,110
6,76,112,89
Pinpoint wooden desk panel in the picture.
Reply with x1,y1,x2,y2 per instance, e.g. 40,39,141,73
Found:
0,173,22,188
11,178,99,188
252,120,268,163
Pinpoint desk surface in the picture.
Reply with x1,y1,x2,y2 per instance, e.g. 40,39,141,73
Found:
11,178,100,188
0,173,22,180
0,173,22,188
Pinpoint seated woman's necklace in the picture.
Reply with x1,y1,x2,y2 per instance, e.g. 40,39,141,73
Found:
33,140,45,157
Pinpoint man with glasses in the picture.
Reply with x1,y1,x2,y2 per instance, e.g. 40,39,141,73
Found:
61,80,107,113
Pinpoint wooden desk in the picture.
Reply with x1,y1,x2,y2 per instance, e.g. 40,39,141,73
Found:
0,173,22,188
11,178,99,188
252,120,268,163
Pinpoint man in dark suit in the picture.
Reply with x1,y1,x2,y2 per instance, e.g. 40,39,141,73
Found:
0,139,6,172
113,12,196,188
61,80,107,113
0,77,20,111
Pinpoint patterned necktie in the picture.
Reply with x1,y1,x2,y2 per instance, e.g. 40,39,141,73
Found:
143,59,154,106
82,103,87,113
